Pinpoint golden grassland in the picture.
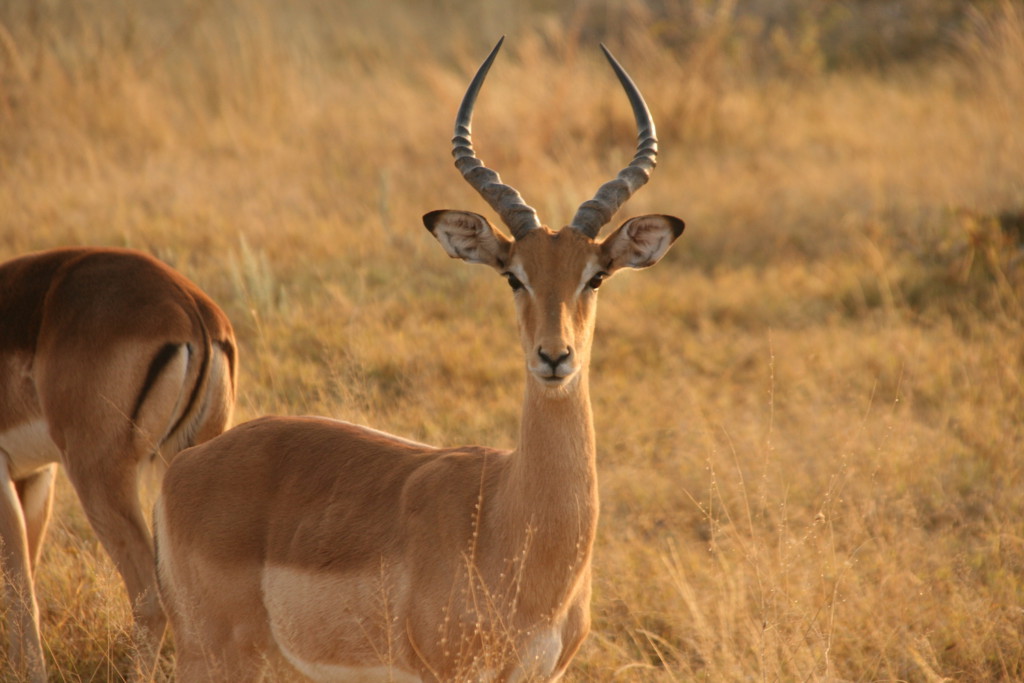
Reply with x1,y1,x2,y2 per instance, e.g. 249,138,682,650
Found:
1,0,1023,680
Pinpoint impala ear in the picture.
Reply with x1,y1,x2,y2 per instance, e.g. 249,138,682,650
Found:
424,210,513,270
599,214,685,271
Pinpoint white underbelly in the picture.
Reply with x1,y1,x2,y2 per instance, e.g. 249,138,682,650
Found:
261,564,419,682
0,419,60,480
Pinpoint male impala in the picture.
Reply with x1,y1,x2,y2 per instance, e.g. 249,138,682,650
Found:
155,38,683,682
0,247,236,680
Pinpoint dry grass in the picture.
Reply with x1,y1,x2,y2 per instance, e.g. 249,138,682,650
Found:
1,0,1023,680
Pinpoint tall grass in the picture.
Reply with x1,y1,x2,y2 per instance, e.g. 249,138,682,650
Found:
1,0,1023,680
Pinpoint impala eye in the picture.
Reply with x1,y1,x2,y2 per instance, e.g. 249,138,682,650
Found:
504,272,524,292
586,272,608,290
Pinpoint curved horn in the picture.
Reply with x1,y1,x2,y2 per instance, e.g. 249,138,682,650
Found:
570,45,658,239
452,37,541,240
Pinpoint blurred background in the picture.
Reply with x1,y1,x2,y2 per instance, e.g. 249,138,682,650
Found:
1,1,1023,680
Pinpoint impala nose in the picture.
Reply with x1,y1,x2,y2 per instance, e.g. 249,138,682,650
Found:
537,347,572,374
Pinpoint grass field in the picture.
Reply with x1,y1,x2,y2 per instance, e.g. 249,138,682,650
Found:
2,0,1023,680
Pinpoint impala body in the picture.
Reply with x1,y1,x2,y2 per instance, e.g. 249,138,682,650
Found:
156,38,683,682
0,247,236,681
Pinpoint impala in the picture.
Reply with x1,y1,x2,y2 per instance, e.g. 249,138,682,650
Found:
155,38,684,682
0,247,236,680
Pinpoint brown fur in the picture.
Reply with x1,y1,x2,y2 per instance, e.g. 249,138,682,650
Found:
0,247,236,681
156,215,682,681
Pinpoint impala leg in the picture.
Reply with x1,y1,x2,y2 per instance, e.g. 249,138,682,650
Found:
17,464,58,570
170,570,273,681
0,460,47,683
63,451,166,680
173,629,270,683
156,512,271,683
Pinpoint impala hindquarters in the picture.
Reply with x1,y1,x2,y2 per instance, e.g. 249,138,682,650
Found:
156,37,683,682
0,247,236,680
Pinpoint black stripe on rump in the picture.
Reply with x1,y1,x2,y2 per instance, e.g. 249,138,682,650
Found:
165,338,209,446
132,343,187,424
215,339,236,391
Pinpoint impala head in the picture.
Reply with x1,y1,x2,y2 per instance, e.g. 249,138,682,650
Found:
425,38,684,392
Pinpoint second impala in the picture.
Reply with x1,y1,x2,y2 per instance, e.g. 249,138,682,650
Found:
155,38,685,682
0,247,236,681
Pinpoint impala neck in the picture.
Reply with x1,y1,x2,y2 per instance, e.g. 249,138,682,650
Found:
516,373,596,493
501,368,599,587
